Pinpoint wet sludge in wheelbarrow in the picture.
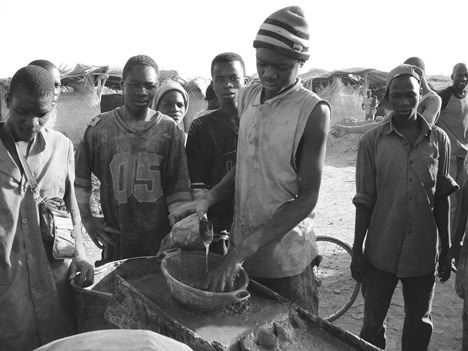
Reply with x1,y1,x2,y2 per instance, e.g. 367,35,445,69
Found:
71,255,380,351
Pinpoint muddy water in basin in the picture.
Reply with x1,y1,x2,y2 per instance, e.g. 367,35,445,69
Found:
129,273,289,347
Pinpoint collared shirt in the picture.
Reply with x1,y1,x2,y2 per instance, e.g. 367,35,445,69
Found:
0,123,75,350
186,109,237,233
354,114,458,277
75,109,191,258
232,79,326,278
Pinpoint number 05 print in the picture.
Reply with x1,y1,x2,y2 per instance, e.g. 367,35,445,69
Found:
110,153,163,203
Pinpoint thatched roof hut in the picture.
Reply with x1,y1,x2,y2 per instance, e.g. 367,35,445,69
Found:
53,64,110,145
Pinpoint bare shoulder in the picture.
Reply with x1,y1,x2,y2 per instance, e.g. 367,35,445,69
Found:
310,101,331,119
423,91,442,105
304,101,330,135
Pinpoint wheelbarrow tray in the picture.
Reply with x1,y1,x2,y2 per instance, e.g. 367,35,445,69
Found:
72,256,379,351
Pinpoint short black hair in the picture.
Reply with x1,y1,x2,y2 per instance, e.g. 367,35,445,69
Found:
211,52,246,77
29,59,58,73
122,55,159,80
9,66,55,98
403,57,426,73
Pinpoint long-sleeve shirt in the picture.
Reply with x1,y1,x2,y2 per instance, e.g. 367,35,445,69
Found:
0,125,76,350
354,114,458,277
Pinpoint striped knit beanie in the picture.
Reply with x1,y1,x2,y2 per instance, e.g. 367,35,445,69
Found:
253,6,310,62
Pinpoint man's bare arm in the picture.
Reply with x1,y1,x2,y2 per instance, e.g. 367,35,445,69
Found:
434,195,451,282
76,186,92,222
170,167,236,223
420,94,442,125
204,166,236,207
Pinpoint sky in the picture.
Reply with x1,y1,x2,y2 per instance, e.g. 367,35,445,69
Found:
1,0,467,79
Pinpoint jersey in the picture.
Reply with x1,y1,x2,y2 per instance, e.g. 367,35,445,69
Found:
75,108,191,258
186,109,237,232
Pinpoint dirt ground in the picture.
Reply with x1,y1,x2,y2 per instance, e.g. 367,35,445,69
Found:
81,132,463,351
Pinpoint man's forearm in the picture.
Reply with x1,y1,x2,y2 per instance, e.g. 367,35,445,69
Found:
233,194,319,261
353,204,371,254
434,196,450,252
76,186,93,220
205,167,236,206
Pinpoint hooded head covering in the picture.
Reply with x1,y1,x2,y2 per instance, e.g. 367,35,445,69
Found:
153,80,189,119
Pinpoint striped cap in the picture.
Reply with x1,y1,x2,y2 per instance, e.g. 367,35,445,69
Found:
253,6,309,61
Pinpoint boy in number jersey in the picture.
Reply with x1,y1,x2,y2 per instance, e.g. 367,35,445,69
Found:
75,55,191,264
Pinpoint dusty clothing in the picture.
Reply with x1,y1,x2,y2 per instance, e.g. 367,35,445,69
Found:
0,124,75,351
354,114,457,277
75,109,191,259
35,330,193,351
232,79,324,279
360,261,435,351
254,262,319,313
186,109,237,233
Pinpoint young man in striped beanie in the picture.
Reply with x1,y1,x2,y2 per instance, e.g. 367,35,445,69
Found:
173,6,331,314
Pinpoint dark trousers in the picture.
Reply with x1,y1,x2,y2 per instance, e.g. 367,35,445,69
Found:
253,263,319,314
360,262,435,350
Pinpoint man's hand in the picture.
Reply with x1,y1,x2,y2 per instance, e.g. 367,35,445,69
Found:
451,242,462,268
350,250,365,283
456,252,467,298
438,250,452,283
82,216,115,249
81,216,119,264
69,256,94,287
201,250,243,292
169,198,211,225
330,125,348,138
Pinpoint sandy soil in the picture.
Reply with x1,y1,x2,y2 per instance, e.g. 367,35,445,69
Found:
81,132,463,350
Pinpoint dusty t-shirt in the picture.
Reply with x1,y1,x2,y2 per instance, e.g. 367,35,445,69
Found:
75,109,191,259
